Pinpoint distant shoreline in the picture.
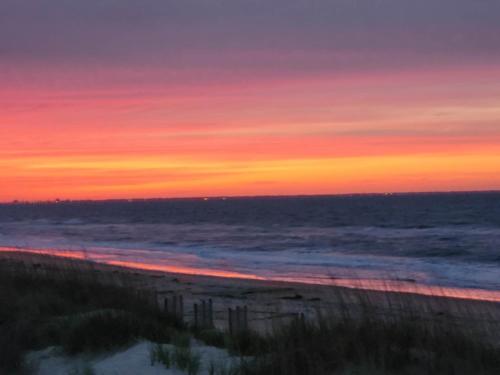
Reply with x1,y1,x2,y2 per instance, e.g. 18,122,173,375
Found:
2,189,500,205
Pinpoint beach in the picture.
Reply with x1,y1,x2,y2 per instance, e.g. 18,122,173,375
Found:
2,250,499,340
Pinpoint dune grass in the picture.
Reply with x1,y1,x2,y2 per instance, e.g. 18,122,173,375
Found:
0,257,182,374
1,255,499,375
150,341,202,375
240,311,500,375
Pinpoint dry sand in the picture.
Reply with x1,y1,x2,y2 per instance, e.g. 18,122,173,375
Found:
27,341,237,375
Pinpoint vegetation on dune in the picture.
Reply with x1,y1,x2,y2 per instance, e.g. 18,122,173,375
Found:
150,338,202,375
0,258,182,374
241,314,500,375
1,256,499,375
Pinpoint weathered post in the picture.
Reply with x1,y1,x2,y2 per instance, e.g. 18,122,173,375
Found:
179,295,184,321
243,305,248,330
151,290,158,309
172,295,178,317
194,303,199,329
236,306,241,332
228,308,234,335
208,299,214,328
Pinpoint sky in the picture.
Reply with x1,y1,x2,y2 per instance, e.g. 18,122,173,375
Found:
1,0,500,201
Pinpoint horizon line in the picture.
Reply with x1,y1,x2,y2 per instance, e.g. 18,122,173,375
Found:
2,188,500,205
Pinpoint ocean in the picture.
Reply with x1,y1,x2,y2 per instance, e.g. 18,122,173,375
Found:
1,192,499,295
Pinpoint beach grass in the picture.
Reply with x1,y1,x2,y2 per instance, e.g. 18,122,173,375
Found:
1,254,499,375
240,310,500,374
0,256,182,373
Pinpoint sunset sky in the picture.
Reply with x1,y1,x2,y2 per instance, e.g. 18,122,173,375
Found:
1,0,500,201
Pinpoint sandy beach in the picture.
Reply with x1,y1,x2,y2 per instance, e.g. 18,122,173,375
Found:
2,249,499,341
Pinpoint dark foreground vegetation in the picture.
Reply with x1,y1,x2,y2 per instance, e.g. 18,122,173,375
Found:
0,258,184,374
1,256,499,375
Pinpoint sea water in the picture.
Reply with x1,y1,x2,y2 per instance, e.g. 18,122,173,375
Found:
1,192,499,293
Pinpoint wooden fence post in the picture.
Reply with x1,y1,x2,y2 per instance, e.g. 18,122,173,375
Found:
243,306,248,330
236,306,241,332
172,295,178,317
179,295,184,321
228,308,234,335
208,299,214,328
154,291,159,308
163,295,184,321
227,305,249,335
